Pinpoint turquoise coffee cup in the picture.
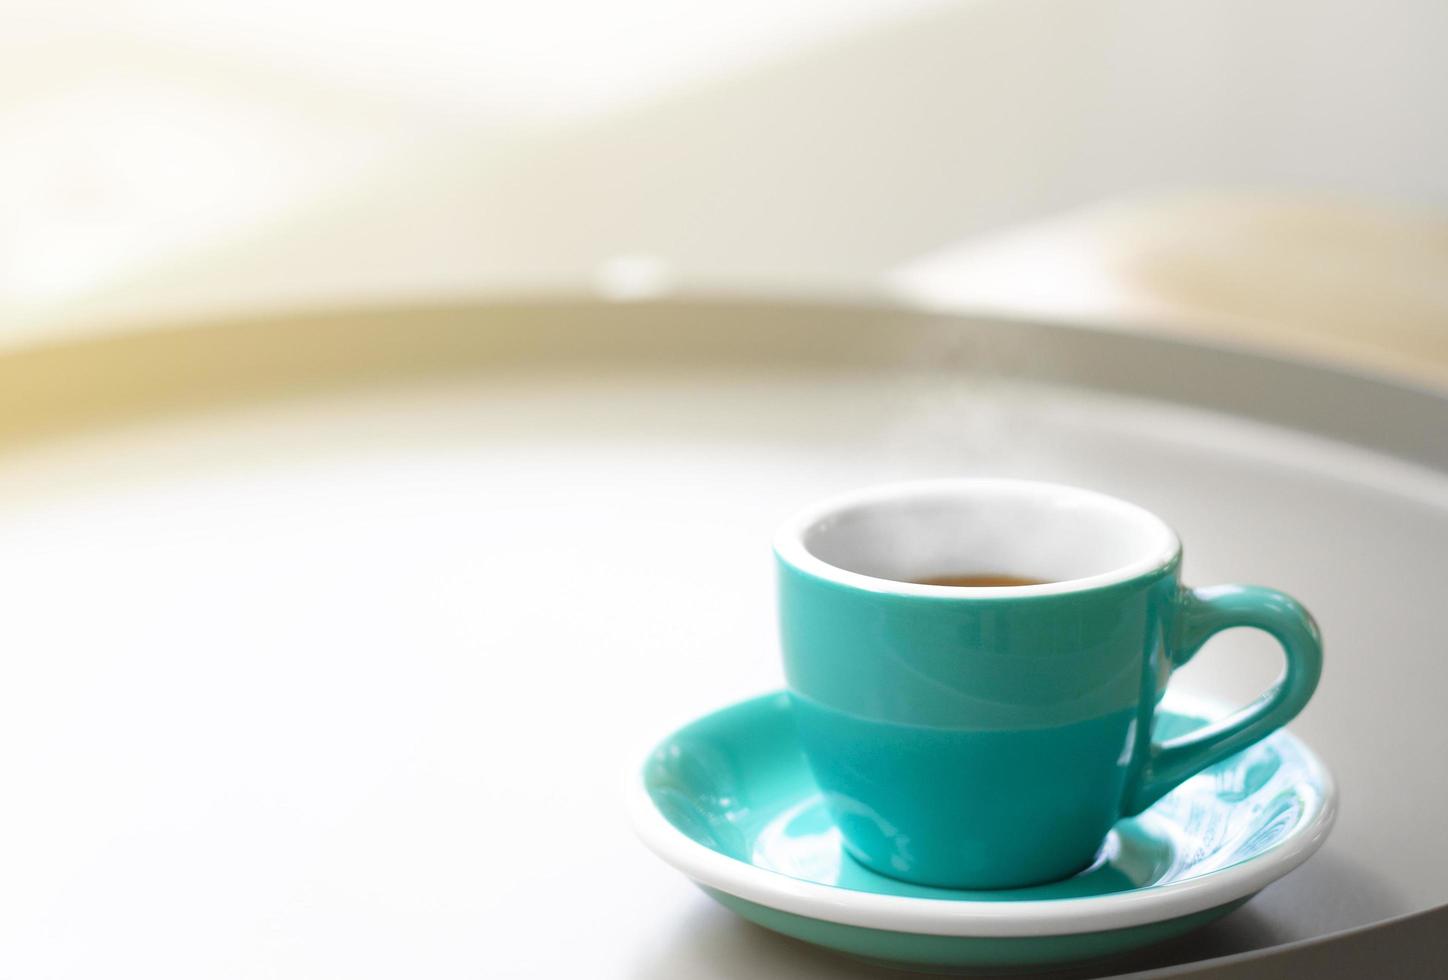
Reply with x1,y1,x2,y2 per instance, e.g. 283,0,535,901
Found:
775,479,1322,889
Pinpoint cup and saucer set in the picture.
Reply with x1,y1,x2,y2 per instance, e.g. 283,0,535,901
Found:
629,480,1335,974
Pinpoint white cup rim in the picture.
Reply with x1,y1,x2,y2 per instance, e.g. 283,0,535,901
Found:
774,478,1182,598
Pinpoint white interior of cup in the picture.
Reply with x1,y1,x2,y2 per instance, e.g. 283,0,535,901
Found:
776,479,1180,596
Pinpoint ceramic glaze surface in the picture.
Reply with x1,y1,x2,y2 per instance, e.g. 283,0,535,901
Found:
786,693,1145,890
775,479,1323,888
637,692,1334,970
704,889,1250,973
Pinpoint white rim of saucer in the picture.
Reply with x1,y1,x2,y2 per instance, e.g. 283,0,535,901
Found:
625,693,1337,938
773,478,1183,598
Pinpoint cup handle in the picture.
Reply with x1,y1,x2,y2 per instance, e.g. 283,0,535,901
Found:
1124,584,1323,815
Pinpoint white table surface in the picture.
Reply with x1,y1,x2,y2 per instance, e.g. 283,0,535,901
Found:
0,304,1444,978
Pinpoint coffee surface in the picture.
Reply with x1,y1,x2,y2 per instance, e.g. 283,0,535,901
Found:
913,574,1050,587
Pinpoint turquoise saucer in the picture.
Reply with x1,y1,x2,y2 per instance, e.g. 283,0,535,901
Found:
630,693,1335,974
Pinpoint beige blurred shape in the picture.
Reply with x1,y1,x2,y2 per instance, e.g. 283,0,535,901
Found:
894,193,1448,386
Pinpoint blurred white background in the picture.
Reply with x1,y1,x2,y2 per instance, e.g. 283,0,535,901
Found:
2,0,1446,375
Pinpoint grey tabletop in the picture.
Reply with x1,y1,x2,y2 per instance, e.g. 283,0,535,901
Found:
0,300,1442,978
